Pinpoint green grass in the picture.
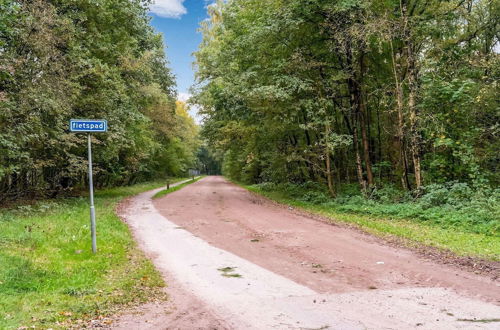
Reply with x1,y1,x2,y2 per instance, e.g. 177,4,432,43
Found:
0,178,184,329
244,186,500,261
152,176,204,199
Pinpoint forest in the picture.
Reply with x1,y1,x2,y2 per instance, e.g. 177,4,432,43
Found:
1,0,498,232
194,0,499,234
0,1,498,327
0,0,199,201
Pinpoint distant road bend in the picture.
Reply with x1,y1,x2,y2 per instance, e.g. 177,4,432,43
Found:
117,176,500,329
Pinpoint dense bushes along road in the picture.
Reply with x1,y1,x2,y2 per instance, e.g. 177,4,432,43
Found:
0,0,199,200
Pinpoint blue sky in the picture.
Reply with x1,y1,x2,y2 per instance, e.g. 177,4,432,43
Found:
149,0,210,100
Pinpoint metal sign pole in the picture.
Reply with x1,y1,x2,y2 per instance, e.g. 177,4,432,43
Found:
70,119,107,254
88,133,97,253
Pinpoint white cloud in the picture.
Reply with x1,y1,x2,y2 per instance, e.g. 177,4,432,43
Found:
150,0,187,18
178,92,191,102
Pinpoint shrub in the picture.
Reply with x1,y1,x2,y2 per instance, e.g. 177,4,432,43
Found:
369,185,411,203
253,182,277,192
298,191,330,204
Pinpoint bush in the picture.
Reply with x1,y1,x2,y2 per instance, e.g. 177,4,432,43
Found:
369,185,412,203
419,182,472,208
252,182,277,192
298,191,330,204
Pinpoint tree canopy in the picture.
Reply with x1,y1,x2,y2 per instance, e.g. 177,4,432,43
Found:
0,0,200,200
194,0,499,196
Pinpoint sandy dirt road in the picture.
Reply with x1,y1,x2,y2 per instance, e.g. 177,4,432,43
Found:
116,176,500,329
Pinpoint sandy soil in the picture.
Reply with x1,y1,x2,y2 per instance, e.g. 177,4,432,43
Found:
110,176,500,329
109,179,230,330
153,176,499,302
110,274,229,330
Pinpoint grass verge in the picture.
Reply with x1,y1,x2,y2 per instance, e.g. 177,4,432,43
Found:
0,178,185,329
244,186,500,261
152,176,204,199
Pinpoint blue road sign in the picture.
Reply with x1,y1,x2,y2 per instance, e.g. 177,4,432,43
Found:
70,119,108,133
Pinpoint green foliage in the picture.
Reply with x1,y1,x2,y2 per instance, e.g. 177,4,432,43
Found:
194,0,499,195
0,0,199,200
196,146,222,175
298,191,331,204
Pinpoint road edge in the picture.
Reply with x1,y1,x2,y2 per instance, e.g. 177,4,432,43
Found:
231,179,500,281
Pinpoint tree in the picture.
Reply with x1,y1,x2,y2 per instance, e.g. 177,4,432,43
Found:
0,0,199,200
194,0,499,194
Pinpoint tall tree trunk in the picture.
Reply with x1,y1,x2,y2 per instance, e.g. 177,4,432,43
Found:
353,122,367,192
324,119,335,197
345,50,368,192
359,54,374,187
399,1,423,190
390,40,412,190
359,99,374,186
376,104,383,180
325,146,335,197
300,112,316,181
345,45,371,192
346,83,367,192
406,36,423,189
